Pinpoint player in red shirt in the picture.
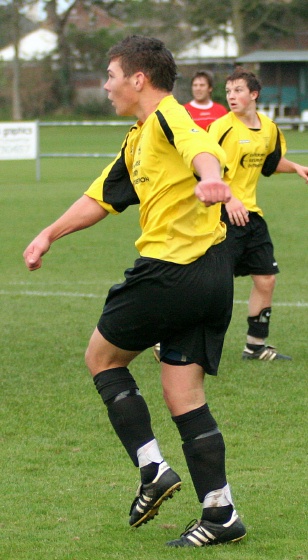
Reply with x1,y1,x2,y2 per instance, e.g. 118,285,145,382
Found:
184,70,228,129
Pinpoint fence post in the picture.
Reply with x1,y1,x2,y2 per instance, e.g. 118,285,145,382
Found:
36,120,40,181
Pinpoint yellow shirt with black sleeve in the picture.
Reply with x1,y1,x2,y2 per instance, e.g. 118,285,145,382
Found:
207,111,287,216
85,95,227,265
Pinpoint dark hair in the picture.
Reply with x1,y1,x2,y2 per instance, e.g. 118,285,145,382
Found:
226,68,262,99
107,35,177,92
191,70,214,89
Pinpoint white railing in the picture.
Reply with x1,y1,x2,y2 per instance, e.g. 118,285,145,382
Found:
37,120,135,180
1,119,305,181
258,106,308,132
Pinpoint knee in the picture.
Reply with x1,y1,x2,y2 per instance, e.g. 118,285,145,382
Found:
85,346,110,377
162,386,172,412
162,382,185,415
85,344,97,376
85,331,135,376
85,327,115,376
254,274,276,294
161,363,206,416
162,385,205,417
162,383,185,415
84,337,107,376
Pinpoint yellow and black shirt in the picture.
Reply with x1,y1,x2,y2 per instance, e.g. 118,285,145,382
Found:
207,112,287,215
85,95,227,265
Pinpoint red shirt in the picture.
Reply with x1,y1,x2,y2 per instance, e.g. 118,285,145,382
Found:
184,100,228,129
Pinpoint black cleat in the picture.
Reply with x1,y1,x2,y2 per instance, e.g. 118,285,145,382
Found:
129,461,181,527
166,510,246,547
242,345,292,361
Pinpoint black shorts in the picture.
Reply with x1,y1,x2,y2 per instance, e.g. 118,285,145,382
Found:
221,209,280,277
97,243,233,375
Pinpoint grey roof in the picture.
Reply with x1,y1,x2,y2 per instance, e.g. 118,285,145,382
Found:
237,50,308,63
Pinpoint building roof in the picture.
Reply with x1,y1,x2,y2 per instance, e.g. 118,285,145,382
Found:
237,50,308,63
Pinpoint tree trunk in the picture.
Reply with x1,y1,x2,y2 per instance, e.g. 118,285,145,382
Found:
230,0,246,57
12,55,22,120
44,0,78,108
12,0,22,120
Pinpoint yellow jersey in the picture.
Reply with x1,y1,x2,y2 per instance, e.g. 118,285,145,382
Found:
85,95,227,265
207,111,287,215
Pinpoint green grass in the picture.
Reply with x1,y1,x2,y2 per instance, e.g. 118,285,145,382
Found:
0,127,307,559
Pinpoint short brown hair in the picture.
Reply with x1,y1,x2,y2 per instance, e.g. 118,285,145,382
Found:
191,70,214,89
226,68,262,99
107,35,177,92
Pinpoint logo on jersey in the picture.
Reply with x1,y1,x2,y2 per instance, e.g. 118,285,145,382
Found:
133,175,149,186
240,152,266,169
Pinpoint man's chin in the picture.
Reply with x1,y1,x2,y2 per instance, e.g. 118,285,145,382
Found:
115,109,133,117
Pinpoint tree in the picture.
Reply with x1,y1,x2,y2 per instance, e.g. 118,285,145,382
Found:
0,0,79,115
184,0,308,56
0,1,37,48
102,0,308,56
65,26,123,73
0,0,38,120
0,4,14,49
96,0,195,53
42,0,126,109
43,0,79,108
11,0,22,119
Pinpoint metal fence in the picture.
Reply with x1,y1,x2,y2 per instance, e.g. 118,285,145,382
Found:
36,119,307,180
37,120,134,180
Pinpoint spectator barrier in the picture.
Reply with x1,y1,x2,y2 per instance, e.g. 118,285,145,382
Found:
0,119,306,181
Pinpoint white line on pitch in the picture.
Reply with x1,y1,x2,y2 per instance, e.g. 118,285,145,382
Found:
0,290,103,298
234,299,308,307
0,290,307,308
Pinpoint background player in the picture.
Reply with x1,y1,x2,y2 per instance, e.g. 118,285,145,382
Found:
207,68,308,361
184,70,227,129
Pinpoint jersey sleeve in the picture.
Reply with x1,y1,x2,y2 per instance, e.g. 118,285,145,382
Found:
155,105,226,172
206,118,227,142
261,125,287,177
84,132,139,214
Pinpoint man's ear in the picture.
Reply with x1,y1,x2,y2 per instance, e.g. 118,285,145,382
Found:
134,72,145,91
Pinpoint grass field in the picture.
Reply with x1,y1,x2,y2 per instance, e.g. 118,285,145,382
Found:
0,126,307,560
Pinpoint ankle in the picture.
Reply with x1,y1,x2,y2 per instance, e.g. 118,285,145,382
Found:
140,462,160,484
246,342,265,351
202,504,233,524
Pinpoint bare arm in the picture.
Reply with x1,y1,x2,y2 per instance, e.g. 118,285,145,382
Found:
276,157,308,182
193,153,232,206
23,195,108,271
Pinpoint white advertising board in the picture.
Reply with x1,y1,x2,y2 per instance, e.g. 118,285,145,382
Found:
0,122,38,160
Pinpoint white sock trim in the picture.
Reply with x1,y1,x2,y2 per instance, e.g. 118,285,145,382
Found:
137,439,164,468
202,483,234,509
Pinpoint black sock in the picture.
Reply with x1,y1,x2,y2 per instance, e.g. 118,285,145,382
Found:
93,368,155,467
140,462,160,485
107,394,155,466
182,434,227,501
173,406,227,501
247,343,265,351
202,504,233,524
